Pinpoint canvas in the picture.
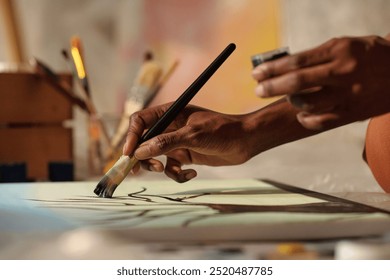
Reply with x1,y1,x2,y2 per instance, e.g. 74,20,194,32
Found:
1,179,390,242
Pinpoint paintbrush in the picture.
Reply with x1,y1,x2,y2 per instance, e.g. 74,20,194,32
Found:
70,36,90,97
61,49,78,80
61,48,96,114
32,58,89,113
109,51,163,153
144,59,179,107
68,37,114,155
94,43,236,198
61,48,105,174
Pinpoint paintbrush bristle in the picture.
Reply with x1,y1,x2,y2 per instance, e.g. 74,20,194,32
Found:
94,176,118,198
94,155,138,198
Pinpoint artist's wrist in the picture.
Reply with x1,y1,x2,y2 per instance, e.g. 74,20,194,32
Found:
242,98,318,157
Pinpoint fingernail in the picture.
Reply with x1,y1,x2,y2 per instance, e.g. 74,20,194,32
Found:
252,67,262,77
185,172,196,181
296,111,309,123
297,112,323,130
255,84,266,97
134,145,151,159
122,141,129,155
150,164,163,172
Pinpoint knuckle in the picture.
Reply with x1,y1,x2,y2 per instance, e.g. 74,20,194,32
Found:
154,135,172,152
128,112,145,129
371,35,382,43
185,125,203,147
126,129,138,139
266,62,275,78
337,36,350,47
324,66,336,78
325,37,339,48
330,37,351,54
129,111,141,123
127,112,145,138
332,37,364,55
335,57,359,76
345,59,359,72
262,80,274,96
154,130,182,152
289,71,305,91
293,54,310,68
237,147,251,164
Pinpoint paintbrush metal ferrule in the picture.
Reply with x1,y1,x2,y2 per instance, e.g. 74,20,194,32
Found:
94,43,236,198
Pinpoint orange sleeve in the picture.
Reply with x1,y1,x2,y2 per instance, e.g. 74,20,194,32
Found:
365,113,390,192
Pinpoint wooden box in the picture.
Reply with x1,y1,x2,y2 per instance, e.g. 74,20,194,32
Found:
0,71,73,181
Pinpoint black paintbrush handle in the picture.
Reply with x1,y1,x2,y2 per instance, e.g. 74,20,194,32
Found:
140,43,236,143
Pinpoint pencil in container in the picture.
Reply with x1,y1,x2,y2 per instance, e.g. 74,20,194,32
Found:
94,43,236,198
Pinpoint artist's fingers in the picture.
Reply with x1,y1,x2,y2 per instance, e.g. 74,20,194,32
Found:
123,114,145,156
123,103,172,155
130,161,141,175
254,64,333,97
139,158,164,172
252,40,334,81
165,157,197,183
385,33,390,41
134,127,190,160
287,87,341,113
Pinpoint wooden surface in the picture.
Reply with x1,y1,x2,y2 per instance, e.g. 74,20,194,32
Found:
0,73,72,124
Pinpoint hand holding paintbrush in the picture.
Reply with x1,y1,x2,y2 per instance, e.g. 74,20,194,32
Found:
94,43,236,198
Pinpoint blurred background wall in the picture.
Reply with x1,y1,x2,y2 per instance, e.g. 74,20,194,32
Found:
0,0,389,191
